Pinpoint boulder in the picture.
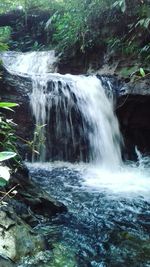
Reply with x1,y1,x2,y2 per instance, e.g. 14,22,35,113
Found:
0,206,45,262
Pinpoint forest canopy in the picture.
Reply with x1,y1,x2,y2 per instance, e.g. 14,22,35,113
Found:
0,0,149,69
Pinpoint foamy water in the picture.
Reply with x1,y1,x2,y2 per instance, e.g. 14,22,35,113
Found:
26,160,150,201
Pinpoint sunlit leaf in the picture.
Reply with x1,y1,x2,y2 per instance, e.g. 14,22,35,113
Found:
0,177,7,187
0,165,10,181
139,68,146,77
0,151,16,162
0,102,19,110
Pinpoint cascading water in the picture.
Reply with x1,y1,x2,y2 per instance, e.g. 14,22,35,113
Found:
1,51,150,267
1,51,122,165
1,50,57,74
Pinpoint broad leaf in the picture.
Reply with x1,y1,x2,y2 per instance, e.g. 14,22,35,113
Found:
0,177,7,187
0,102,19,111
0,165,10,184
121,0,126,13
0,151,16,162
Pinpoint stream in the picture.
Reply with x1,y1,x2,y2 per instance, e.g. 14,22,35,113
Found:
1,51,150,267
22,159,150,267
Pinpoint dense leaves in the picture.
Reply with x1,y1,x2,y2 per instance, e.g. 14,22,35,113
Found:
0,0,149,67
54,1,149,62
0,102,18,186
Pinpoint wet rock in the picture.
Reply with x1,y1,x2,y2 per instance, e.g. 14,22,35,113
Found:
16,243,77,266
0,255,15,267
49,243,77,267
119,77,150,96
6,165,67,222
13,165,67,216
116,78,150,159
0,206,45,262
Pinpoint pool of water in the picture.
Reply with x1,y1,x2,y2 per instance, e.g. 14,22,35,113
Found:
22,161,150,267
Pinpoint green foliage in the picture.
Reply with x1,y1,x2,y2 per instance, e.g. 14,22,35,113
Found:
52,0,114,53
0,27,9,52
119,66,139,78
0,102,18,187
0,42,8,51
0,102,19,111
0,0,62,13
0,151,17,162
0,0,149,71
48,0,149,66
0,177,7,186
0,110,18,154
113,0,126,13
139,67,146,77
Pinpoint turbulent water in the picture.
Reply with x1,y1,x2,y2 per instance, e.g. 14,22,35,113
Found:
1,51,150,267
25,160,150,267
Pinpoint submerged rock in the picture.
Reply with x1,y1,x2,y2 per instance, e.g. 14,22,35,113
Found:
18,243,77,267
49,243,77,267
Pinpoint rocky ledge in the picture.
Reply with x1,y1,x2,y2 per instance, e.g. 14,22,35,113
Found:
0,164,67,267
116,77,150,159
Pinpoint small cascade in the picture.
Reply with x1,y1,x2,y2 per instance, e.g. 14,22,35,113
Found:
1,51,122,166
0,50,57,75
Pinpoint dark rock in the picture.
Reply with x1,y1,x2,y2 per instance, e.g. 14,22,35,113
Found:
115,77,150,159
8,165,67,218
117,94,150,160
0,255,15,267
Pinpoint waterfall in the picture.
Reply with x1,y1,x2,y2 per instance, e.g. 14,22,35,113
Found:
1,51,122,166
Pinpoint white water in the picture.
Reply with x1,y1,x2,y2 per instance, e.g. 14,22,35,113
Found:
1,51,150,199
26,160,150,201
1,51,122,166
31,74,122,164
0,50,57,75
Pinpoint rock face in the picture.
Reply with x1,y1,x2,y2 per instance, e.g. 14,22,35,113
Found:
116,77,150,159
0,256,15,267
0,206,45,263
0,165,67,265
8,165,67,219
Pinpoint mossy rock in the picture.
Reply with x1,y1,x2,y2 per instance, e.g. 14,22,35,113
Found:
0,206,45,262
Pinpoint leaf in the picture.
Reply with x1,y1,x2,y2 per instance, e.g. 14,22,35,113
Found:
0,166,10,181
144,18,150,29
0,151,16,162
139,68,146,77
121,0,126,13
0,102,19,111
112,0,126,12
0,177,7,187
